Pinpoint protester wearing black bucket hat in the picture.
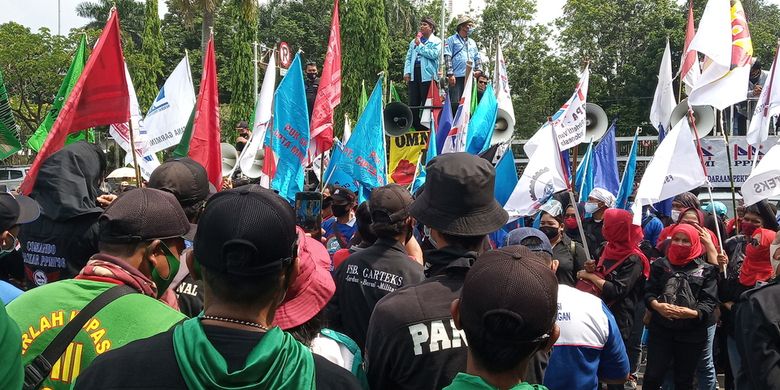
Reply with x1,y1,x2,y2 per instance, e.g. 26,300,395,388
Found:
365,153,508,390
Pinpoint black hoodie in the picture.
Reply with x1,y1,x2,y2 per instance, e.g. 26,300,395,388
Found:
20,142,106,288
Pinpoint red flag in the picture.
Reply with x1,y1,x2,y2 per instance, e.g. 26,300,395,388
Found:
680,1,698,83
307,0,341,163
425,81,442,131
189,35,222,189
19,9,129,194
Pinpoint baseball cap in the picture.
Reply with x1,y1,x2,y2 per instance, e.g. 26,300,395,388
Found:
148,158,210,207
99,188,194,243
194,185,298,277
331,186,356,206
274,228,335,329
505,228,553,255
460,245,558,345
0,193,40,232
370,184,413,224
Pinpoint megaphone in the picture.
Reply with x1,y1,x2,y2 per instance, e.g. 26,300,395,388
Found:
240,148,266,179
383,102,413,137
221,143,238,177
492,107,515,145
670,99,715,139
584,103,609,142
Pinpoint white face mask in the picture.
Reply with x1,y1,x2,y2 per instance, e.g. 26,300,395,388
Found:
423,226,439,249
771,243,780,273
584,202,600,214
670,209,681,223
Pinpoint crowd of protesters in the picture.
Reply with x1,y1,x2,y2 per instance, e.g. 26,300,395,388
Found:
1,141,780,390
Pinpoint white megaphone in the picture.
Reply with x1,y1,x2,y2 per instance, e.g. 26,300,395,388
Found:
221,143,238,177
491,95,515,145
670,99,715,139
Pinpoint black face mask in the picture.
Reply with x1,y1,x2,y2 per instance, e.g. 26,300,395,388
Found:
332,204,349,218
539,226,560,241
307,73,317,80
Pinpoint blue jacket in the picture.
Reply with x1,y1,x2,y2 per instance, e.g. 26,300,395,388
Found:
404,34,442,82
444,34,482,77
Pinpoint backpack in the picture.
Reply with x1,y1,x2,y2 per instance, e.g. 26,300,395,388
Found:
659,260,703,309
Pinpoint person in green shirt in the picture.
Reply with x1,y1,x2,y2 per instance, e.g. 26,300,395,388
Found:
445,245,560,390
7,188,192,390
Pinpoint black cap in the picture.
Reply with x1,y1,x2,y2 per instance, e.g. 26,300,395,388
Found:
194,185,298,277
0,193,40,232
236,121,249,129
370,184,413,223
331,186,356,206
460,245,558,344
505,228,553,255
99,188,193,243
148,158,210,207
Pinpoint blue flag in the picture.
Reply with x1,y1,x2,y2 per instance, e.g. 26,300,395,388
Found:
466,85,498,155
336,78,387,200
324,140,361,194
412,126,438,193
616,131,638,210
494,148,518,206
592,120,620,196
266,53,310,202
575,141,594,202
435,93,453,154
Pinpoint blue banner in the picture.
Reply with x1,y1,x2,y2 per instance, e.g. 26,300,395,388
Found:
266,53,310,202
435,93,453,154
412,125,439,193
494,148,518,206
592,120,620,196
575,141,594,202
616,131,638,210
466,85,498,155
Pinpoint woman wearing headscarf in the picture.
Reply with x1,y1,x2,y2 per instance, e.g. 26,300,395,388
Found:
656,207,720,265
538,199,588,287
577,209,649,343
721,226,777,388
642,224,719,390
670,192,701,223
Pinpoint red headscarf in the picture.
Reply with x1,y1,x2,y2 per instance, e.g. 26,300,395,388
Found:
667,224,703,266
739,228,777,287
601,209,650,278
656,207,720,253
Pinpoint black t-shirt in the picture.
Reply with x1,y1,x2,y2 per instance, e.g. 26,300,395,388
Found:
174,275,204,318
74,325,361,389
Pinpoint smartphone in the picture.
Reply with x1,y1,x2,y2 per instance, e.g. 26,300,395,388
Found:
295,191,323,240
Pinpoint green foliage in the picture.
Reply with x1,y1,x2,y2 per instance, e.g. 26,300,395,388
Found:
76,0,146,48
134,0,165,110
226,0,257,132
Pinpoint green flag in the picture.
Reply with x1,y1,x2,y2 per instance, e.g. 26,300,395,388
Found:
389,81,401,103
0,70,22,160
27,35,94,152
358,80,368,117
470,77,478,114
173,105,197,158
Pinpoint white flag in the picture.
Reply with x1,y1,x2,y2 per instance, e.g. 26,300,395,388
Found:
550,65,589,151
747,52,780,146
238,52,276,179
503,123,568,219
143,55,197,154
109,63,160,180
492,42,515,146
343,113,352,144
441,71,474,154
650,40,676,132
631,118,707,224
687,0,753,110
742,142,780,206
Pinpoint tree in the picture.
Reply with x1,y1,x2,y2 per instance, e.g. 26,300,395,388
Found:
225,0,257,129
76,0,145,48
167,0,222,54
134,0,165,110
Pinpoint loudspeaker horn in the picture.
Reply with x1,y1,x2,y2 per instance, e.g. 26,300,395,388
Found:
669,99,715,139
240,148,266,179
383,102,413,137
492,107,515,145
584,103,609,142
221,143,238,177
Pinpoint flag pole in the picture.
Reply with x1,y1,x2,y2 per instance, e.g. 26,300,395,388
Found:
127,119,142,186
550,116,592,259
718,111,739,232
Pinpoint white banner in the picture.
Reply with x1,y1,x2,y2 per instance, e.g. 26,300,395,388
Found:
143,56,196,154
699,136,779,187
742,143,780,206
551,66,589,150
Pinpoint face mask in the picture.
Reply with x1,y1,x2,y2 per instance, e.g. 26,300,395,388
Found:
467,27,476,36
150,242,181,297
668,243,695,266
307,73,316,80
423,226,439,249
539,226,560,241
741,221,758,237
771,243,780,272
0,232,20,257
564,217,578,231
670,209,681,223
584,202,599,214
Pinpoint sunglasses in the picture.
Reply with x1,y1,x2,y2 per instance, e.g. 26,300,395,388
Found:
478,81,488,85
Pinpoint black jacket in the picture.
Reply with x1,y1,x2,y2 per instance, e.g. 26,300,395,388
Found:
365,246,476,390
74,325,361,389
582,217,605,259
552,235,588,287
305,76,320,116
328,238,424,349
600,254,646,340
644,257,719,342
20,142,106,288
720,235,749,335
735,281,780,390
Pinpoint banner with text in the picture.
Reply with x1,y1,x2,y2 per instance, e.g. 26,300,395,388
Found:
700,136,779,187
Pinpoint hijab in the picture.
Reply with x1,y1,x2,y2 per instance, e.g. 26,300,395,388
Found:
601,209,650,277
667,224,703,266
739,228,777,287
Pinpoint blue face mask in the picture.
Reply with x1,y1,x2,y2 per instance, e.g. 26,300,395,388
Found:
467,27,476,36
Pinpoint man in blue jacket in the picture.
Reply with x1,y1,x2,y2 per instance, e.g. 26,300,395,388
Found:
444,15,482,112
404,16,441,131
